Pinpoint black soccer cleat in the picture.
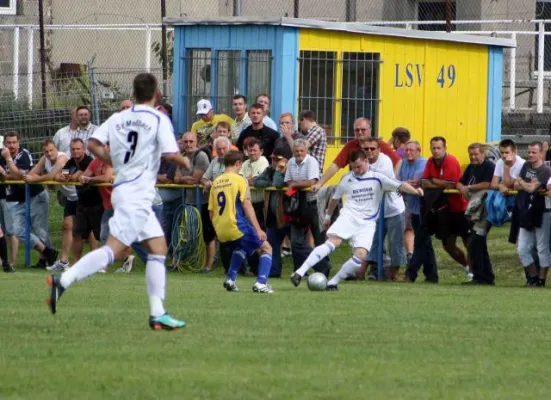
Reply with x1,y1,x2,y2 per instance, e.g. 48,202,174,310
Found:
2,263,15,273
326,284,338,291
46,275,65,315
290,272,302,287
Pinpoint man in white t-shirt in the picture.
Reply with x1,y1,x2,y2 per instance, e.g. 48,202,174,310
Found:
290,149,423,290
490,139,526,193
47,73,191,331
359,137,407,281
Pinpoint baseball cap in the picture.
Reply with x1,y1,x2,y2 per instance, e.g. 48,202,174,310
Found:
196,99,213,115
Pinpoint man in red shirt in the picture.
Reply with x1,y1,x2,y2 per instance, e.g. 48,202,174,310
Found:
422,136,471,279
312,117,401,191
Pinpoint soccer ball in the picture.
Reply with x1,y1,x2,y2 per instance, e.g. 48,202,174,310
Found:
307,272,328,291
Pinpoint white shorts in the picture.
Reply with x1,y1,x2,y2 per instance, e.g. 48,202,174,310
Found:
326,213,376,251
109,188,163,247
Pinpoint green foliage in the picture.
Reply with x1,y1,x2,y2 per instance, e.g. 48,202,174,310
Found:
151,30,174,75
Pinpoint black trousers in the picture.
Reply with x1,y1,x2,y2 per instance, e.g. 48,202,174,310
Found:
405,213,438,283
468,229,495,284
290,200,331,277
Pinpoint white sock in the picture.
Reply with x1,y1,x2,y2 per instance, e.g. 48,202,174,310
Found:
60,246,114,288
328,256,362,286
296,241,336,277
146,255,167,318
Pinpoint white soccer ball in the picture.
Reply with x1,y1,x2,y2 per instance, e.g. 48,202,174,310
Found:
307,272,328,291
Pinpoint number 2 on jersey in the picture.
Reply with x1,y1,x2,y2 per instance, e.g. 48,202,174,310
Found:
124,131,138,164
217,192,226,216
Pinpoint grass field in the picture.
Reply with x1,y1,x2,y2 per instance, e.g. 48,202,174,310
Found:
1,202,550,399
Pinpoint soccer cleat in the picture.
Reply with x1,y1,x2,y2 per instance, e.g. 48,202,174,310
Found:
252,282,274,293
223,278,239,292
326,284,338,291
290,272,302,287
2,264,16,273
281,248,292,258
116,255,135,273
149,313,186,331
46,260,69,272
46,275,65,315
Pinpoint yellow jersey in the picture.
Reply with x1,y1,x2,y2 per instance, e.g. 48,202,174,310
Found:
191,114,234,145
208,171,252,243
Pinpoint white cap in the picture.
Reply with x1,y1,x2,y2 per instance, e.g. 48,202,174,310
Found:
196,99,213,115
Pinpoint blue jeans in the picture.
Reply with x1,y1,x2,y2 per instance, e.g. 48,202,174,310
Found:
367,212,407,266
13,190,51,248
267,226,290,278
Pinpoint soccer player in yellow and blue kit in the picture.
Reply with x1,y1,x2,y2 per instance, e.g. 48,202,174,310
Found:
209,150,274,293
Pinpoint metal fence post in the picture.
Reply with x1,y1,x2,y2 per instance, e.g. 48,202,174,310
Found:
145,25,152,73
195,185,201,209
26,27,34,109
12,27,20,100
88,62,100,126
377,194,385,281
24,184,31,268
509,32,516,111
538,21,545,114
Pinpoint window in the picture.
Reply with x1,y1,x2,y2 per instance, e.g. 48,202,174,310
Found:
341,52,380,142
0,0,16,15
186,49,272,128
247,51,272,101
536,1,551,72
298,51,336,138
186,49,212,127
417,1,456,31
217,51,241,116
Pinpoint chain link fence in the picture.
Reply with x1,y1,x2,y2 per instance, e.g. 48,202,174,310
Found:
1,0,551,156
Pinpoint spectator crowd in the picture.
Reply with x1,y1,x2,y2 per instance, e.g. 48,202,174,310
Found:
3,92,551,288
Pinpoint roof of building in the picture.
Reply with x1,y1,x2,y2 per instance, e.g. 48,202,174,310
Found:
164,16,515,48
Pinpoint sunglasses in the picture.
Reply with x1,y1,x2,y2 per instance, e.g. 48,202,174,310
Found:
363,147,378,151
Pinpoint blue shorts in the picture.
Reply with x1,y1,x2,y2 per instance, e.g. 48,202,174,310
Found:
224,224,264,257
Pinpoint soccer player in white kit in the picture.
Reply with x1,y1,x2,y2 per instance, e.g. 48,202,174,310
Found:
47,73,191,330
290,149,424,290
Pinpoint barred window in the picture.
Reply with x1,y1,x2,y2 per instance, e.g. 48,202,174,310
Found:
186,49,272,129
217,50,241,116
186,49,212,127
298,51,336,139
341,52,381,143
247,50,272,101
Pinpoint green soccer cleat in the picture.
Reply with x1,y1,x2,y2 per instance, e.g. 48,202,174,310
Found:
149,313,186,331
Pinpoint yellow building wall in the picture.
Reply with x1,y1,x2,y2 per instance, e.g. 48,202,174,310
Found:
299,29,489,181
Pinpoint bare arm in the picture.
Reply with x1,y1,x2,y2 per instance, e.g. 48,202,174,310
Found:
23,156,47,183
422,178,456,190
88,139,113,166
87,165,114,184
163,152,191,170
399,181,424,197
393,159,402,177
288,179,317,189
312,163,339,191
515,178,541,193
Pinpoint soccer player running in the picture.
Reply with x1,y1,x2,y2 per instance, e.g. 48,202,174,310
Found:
209,150,274,293
290,150,423,290
46,73,191,330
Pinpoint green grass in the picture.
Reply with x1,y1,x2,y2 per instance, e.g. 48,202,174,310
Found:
1,201,549,399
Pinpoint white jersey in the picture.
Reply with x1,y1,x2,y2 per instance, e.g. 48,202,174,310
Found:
91,104,178,203
45,151,77,201
333,170,403,221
